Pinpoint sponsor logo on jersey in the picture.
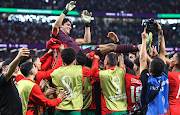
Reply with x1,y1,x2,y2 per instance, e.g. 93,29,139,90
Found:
131,78,141,85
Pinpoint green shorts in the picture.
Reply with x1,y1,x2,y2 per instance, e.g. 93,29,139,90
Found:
106,111,127,115
81,110,95,115
54,109,81,115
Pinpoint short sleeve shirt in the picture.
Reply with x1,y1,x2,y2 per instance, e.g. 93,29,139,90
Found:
52,30,82,52
0,74,22,115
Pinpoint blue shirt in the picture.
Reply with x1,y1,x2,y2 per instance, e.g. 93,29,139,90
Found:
140,69,169,115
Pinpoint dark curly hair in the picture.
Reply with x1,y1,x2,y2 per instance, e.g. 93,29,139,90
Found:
150,57,165,77
76,51,87,66
62,18,72,25
61,47,76,65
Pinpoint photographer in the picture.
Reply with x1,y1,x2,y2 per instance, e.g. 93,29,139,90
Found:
139,22,170,115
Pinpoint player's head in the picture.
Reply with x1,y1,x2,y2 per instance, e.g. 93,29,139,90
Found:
2,59,19,77
31,55,41,71
76,51,87,66
61,47,76,65
170,52,180,69
149,57,165,77
19,56,32,67
20,62,37,78
129,53,136,63
60,18,72,35
133,57,140,73
104,53,118,69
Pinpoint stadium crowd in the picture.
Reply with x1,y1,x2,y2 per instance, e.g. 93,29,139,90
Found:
0,0,179,13
0,1,180,115
0,18,180,47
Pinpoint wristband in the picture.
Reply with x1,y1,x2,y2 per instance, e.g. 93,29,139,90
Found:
114,41,120,44
63,9,68,15
85,23,90,27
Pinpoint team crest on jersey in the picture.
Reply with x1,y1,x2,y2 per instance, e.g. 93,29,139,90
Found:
91,46,96,50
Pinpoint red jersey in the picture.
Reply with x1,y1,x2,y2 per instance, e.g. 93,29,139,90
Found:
15,74,24,82
168,70,180,115
125,73,142,110
40,52,53,71
23,78,62,115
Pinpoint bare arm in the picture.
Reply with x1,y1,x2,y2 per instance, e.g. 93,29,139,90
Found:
118,53,126,73
52,1,76,36
165,57,171,66
4,48,30,81
52,13,66,36
158,30,166,63
147,54,153,63
75,10,92,46
75,27,91,46
140,28,148,74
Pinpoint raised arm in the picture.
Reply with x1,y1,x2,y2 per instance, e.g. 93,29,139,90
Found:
75,10,92,46
52,1,76,36
140,28,149,73
118,53,126,73
157,22,166,63
4,48,30,81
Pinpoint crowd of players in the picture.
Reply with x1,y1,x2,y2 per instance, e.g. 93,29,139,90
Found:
0,1,180,115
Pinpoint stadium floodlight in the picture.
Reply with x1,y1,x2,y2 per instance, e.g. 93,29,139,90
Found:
0,8,79,15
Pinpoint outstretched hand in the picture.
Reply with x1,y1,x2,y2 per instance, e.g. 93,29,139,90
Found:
107,32,119,43
17,47,30,60
141,28,148,40
65,1,76,12
81,10,92,23
149,45,158,58
59,90,68,101
44,87,56,96
39,79,48,89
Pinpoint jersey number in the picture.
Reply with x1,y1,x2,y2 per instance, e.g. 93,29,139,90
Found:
130,86,141,102
176,84,180,99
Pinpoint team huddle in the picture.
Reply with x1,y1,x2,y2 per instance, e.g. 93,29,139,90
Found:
0,1,180,115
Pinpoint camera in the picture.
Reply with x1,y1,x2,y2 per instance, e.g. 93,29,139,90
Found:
142,18,158,32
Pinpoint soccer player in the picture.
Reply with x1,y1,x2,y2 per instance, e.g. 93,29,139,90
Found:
17,62,68,115
76,52,96,115
125,57,142,110
168,52,180,114
139,24,169,115
31,45,63,85
51,47,99,115
15,56,32,82
93,53,127,115
51,1,140,58
0,47,30,115
40,49,54,71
